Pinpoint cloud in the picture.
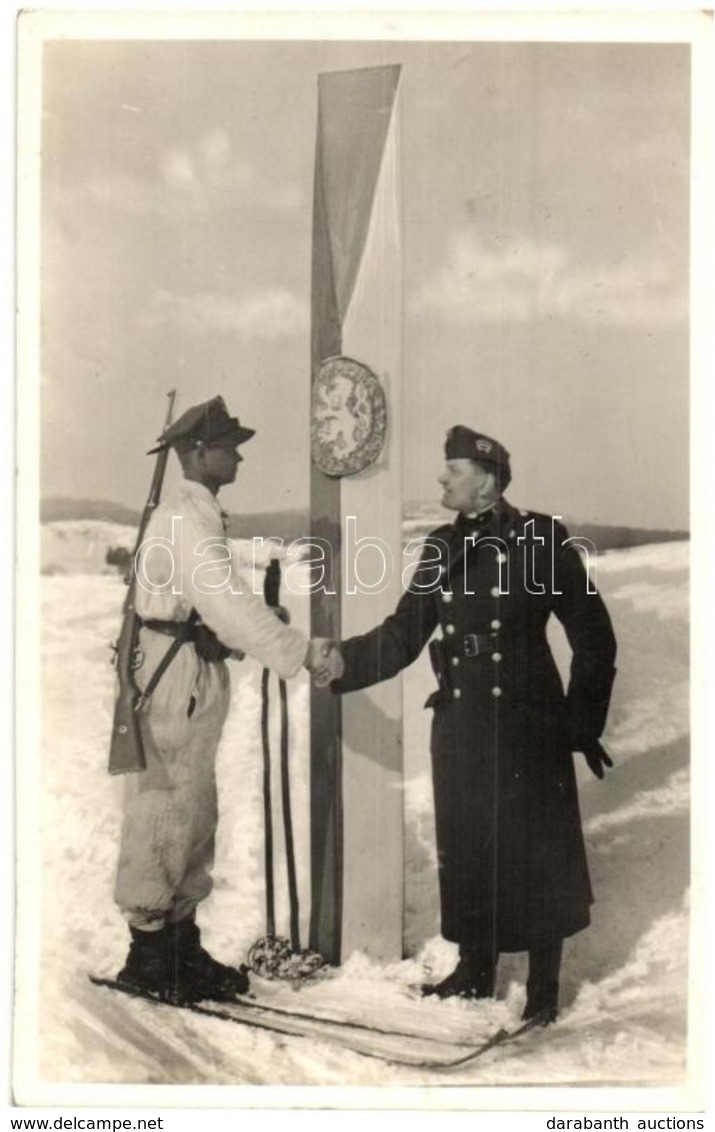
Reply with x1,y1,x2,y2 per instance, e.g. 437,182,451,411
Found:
139,287,308,340
160,149,196,190
80,128,301,216
411,229,687,327
156,129,295,209
82,174,161,215
159,130,254,197
199,128,232,168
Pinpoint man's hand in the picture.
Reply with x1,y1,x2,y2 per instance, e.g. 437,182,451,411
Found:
315,640,344,687
576,739,614,780
305,638,344,687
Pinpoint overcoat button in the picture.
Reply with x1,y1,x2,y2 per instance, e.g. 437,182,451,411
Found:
442,592,453,603
453,688,462,700
491,686,502,697
451,656,460,667
509,530,516,540
490,586,500,598
497,553,507,564
490,619,501,630
492,652,502,663
445,624,455,635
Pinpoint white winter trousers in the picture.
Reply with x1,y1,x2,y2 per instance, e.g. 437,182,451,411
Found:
114,629,231,929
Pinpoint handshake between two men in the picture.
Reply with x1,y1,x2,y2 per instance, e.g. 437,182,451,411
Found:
304,639,345,687
268,605,343,687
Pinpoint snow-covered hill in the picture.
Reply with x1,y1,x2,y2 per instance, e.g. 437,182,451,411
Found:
40,520,302,576
18,541,691,1095
41,521,138,576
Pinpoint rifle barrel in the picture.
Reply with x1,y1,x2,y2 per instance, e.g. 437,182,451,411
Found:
107,390,177,776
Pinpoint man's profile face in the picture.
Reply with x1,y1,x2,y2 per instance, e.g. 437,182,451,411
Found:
438,458,489,514
203,443,242,487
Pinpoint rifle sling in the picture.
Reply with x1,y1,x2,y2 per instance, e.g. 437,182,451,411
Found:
137,609,200,708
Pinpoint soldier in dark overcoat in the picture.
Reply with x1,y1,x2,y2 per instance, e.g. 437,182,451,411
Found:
329,426,617,1022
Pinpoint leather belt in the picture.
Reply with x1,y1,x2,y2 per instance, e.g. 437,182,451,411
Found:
141,618,198,641
462,633,497,657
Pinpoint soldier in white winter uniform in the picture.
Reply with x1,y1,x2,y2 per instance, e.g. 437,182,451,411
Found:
113,397,322,1003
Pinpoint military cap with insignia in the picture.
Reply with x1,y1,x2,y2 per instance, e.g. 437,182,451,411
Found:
148,396,256,455
445,425,511,488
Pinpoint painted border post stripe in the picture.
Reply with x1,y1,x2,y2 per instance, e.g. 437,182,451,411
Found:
310,65,403,964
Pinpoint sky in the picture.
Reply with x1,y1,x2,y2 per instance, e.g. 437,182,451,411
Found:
36,29,691,528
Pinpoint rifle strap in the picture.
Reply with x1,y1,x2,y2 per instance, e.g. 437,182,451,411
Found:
137,608,200,709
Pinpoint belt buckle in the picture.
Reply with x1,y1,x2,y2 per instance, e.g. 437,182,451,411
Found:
464,633,480,657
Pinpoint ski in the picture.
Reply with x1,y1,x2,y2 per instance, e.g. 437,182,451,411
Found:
439,1009,554,1068
89,975,549,1070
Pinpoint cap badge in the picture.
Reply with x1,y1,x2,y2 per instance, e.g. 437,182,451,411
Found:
476,439,493,454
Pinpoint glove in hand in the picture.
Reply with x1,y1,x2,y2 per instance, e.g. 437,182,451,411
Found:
577,739,614,780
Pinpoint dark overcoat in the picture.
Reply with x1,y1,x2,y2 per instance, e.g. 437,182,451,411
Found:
335,499,617,952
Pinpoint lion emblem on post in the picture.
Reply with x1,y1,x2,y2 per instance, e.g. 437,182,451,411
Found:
311,356,388,477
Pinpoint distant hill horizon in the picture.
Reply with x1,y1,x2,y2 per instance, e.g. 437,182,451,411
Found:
40,496,690,552
40,497,307,542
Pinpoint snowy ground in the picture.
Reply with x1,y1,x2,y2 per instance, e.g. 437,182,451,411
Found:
24,534,691,1094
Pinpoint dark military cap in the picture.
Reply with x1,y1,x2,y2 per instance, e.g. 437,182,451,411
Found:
445,425,509,466
445,425,511,486
148,396,255,455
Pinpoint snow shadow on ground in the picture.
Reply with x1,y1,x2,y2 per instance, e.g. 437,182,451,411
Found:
562,735,689,1004
411,732,690,1006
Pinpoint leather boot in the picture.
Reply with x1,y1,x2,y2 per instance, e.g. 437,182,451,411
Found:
172,917,249,1001
522,939,562,1024
422,943,497,1000
116,925,203,1004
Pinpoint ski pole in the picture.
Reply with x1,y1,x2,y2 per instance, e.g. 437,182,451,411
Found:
260,672,276,937
261,569,277,939
263,558,301,952
279,665,301,952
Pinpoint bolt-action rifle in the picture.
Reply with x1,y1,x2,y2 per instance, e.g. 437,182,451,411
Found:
107,390,177,775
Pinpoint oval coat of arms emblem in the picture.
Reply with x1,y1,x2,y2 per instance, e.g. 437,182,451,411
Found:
311,356,387,477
